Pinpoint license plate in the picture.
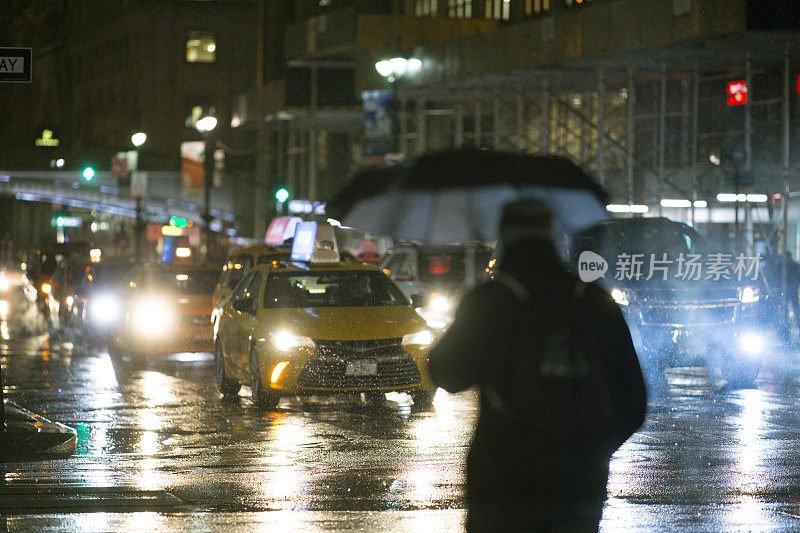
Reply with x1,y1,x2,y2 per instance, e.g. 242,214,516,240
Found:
346,359,378,376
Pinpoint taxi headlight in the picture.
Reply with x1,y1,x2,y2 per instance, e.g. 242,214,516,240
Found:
402,329,434,347
90,295,121,325
428,294,451,314
132,299,173,335
270,330,315,352
610,288,629,306
740,286,760,304
41,283,52,295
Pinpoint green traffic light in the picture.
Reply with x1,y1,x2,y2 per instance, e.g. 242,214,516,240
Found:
82,167,95,182
169,216,188,228
275,188,289,203
55,216,65,228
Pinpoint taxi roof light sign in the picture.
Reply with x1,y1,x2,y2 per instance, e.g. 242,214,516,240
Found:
290,222,340,263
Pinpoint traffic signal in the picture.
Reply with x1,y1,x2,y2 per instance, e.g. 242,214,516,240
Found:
275,188,289,203
54,215,66,228
82,166,95,182
169,216,188,228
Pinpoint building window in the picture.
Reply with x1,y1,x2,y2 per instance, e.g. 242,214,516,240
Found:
484,0,509,20
415,0,438,16
525,0,550,15
448,0,472,17
186,31,216,63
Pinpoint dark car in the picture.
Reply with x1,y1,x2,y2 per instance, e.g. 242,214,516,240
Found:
572,217,791,388
381,243,494,330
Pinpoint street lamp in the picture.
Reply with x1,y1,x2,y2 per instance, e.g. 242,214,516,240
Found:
196,115,217,260
375,55,422,155
131,131,147,148
131,131,147,262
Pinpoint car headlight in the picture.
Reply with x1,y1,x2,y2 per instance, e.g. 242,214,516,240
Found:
739,333,765,356
270,330,315,352
132,299,173,336
41,283,52,295
428,294,451,314
90,295,121,325
610,288,629,306
402,329,434,346
740,286,760,304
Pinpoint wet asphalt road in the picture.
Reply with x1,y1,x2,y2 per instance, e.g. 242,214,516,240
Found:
3,328,800,531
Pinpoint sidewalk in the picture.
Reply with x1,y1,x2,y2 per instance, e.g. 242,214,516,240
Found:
1,402,76,461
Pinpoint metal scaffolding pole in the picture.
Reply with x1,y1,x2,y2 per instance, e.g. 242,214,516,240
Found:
493,90,501,149
415,97,427,154
515,85,524,152
399,97,408,155
475,100,482,148
744,53,753,251
783,43,791,285
691,66,699,225
308,65,318,201
287,130,296,197
597,69,606,187
541,79,550,153
658,63,667,214
455,100,464,148
627,68,636,206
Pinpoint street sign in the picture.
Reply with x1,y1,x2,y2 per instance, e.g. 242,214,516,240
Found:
131,171,148,197
0,48,32,83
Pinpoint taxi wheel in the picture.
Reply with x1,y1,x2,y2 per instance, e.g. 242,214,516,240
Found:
215,343,241,398
249,347,279,409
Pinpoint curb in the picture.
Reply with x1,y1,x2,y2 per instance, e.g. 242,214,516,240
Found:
1,402,77,461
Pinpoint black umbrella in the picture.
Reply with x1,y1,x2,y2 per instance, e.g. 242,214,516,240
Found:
325,163,405,222
403,148,607,203
335,149,608,244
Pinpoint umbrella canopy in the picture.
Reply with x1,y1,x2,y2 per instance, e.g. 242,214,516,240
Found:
335,149,608,245
325,163,405,222
404,149,607,203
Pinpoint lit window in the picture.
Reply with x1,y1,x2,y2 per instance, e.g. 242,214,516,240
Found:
186,31,216,63
448,0,472,17
416,0,438,16
484,0,509,20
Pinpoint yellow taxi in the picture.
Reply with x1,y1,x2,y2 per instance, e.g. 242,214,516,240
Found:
212,245,292,326
112,264,221,355
213,261,436,409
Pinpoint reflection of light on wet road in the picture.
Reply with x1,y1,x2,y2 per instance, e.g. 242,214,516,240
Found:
252,413,311,509
169,351,213,363
139,371,178,407
120,511,164,531
411,389,460,451
1,322,9,340
732,389,768,475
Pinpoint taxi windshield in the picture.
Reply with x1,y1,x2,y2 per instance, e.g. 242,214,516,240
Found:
144,269,220,295
263,270,408,308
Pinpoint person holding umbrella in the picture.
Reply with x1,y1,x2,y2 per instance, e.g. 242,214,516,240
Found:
428,199,647,532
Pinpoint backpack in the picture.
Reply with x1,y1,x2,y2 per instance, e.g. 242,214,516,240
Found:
485,272,616,444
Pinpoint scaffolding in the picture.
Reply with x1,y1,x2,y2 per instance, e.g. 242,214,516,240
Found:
393,43,800,254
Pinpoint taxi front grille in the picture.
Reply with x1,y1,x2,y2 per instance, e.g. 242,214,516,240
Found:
297,339,421,390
